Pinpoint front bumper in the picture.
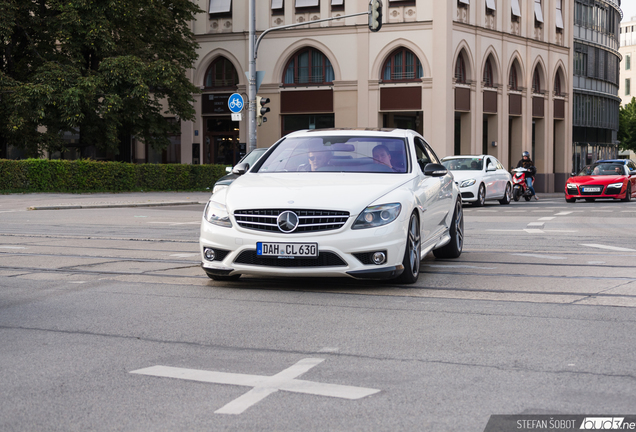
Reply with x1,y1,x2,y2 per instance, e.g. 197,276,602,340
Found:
459,183,479,202
565,184,625,200
200,214,409,279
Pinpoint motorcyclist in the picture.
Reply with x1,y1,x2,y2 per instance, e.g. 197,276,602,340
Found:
516,151,538,200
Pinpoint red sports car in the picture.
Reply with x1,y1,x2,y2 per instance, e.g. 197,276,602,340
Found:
565,160,636,203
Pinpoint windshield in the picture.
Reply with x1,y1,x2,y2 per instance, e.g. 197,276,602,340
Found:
256,135,408,173
442,158,483,171
578,163,625,176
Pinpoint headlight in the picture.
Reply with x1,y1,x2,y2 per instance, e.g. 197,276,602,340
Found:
566,184,578,189
352,203,401,230
212,184,228,194
460,179,476,188
204,201,232,227
608,182,623,189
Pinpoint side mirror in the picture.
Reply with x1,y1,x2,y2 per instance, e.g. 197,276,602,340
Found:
486,165,496,172
232,162,250,175
423,163,448,177
630,170,636,176
570,172,576,177
225,166,232,173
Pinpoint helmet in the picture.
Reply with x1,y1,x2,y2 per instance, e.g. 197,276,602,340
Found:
522,151,530,158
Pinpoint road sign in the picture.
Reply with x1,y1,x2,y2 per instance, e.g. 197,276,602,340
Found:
228,93,244,113
231,113,242,121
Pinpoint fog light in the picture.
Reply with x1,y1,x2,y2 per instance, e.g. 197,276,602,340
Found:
372,251,386,265
204,248,215,261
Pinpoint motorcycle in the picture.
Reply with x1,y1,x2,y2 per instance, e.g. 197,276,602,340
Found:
511,167,533,201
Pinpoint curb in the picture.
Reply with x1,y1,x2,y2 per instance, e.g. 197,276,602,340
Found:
28,201,208,211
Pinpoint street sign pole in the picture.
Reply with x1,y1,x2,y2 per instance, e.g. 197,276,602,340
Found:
248,0,257,153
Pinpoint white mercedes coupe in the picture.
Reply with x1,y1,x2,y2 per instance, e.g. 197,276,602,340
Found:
200,128,463,284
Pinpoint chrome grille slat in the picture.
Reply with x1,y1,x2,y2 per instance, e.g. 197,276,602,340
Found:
234,209,350,233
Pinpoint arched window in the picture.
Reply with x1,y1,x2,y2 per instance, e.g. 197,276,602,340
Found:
381,48,423,82
509,65,519,90
283,48,334,86
554,72,562,96
483,58,494,87
204,57,239,89
455,55,466,84
532,69,542,93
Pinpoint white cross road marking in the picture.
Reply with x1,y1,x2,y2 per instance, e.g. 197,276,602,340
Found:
488,229,577,233
523,229,544,234
512,253,567,260
169,253,199,258
130,358,380,415
0,246,26,249
538,217,556,221
526,222,545,227
580,244,636,252
554,211,574,216
424,264,497,269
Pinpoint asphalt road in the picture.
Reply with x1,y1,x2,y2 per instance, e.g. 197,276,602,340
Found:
1,192,635,431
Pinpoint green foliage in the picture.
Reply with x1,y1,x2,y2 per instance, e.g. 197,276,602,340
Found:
0,0,202,157
0,159,227,193
619,97,636,153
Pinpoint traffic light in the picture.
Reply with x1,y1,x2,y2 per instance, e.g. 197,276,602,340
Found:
257,96,270,126
368,0,382,32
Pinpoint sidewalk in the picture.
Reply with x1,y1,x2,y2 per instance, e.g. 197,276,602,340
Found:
0,191,213,212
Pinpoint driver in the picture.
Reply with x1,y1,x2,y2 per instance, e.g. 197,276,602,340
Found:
372,144,393,170
516,151,538,200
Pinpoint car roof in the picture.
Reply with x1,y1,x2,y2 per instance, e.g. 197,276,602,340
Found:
284,128,410,138
442,155,489,160
595,159,627,164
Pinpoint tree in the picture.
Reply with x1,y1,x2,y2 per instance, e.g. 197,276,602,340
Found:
0,0,202,158
619,97,636,153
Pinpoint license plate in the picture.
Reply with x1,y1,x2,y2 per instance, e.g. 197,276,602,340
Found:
257,242,318,258
584,187,601,193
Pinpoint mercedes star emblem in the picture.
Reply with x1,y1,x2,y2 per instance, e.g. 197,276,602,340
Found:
277,211,299,233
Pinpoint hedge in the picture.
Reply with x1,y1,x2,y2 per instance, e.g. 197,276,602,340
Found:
0,159,228,193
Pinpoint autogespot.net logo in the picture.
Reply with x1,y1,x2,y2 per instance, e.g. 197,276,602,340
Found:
580,418,626,429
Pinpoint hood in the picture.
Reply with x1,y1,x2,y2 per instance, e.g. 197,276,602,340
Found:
567,175,625,185
221,172,415,212
449,170,482,183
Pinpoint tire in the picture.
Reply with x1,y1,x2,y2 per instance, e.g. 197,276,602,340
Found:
206,273,241,281
513,186,521,201
565,198,576,203
622,183,632,202
433,198,464,259
585,198,596,202
396,213,421,284
473,184,486,207
499,183,512,205
524,195,531,201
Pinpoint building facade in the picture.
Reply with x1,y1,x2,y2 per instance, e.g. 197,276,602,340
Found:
571,0,621,173
620,14,636,106
186,0,573,192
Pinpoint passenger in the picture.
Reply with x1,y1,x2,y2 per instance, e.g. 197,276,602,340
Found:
592,166,600,175
372,144,394,170
470,161,478,170
614,166,623,175
307,150,332,171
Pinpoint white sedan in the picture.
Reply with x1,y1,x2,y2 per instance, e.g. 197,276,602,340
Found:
200,128,464,284
441,155,513,206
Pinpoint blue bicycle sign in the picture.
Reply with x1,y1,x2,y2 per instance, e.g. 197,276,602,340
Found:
228,93,244,113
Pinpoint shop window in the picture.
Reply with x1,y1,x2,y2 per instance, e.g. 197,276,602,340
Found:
381,48,423,82
283,48,334,86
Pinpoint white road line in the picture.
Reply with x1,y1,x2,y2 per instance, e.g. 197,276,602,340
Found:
147,221,200,225
538,217,556,221
523,229,544,234
169,253,199,258
622,210,636,213
0,246,26,249
131,358,380,415
488,229,577,233
512,253,567,260
580,244,636,252
526,222,545,227
505,210,526,213
424,264,497,270
554,211,573,216
587,261,606,264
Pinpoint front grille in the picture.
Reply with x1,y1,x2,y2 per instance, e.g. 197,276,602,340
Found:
234,209,350,233
234,250,347,267
579,185,605,195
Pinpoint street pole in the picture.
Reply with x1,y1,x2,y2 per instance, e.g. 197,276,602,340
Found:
248,0,257,153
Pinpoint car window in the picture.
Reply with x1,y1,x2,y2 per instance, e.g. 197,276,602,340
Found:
413,138,432,172
424,142,440,164
442,157,483,171
495,159,505,170
581,163,626,176
255,136,408,173
628,161,636,171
